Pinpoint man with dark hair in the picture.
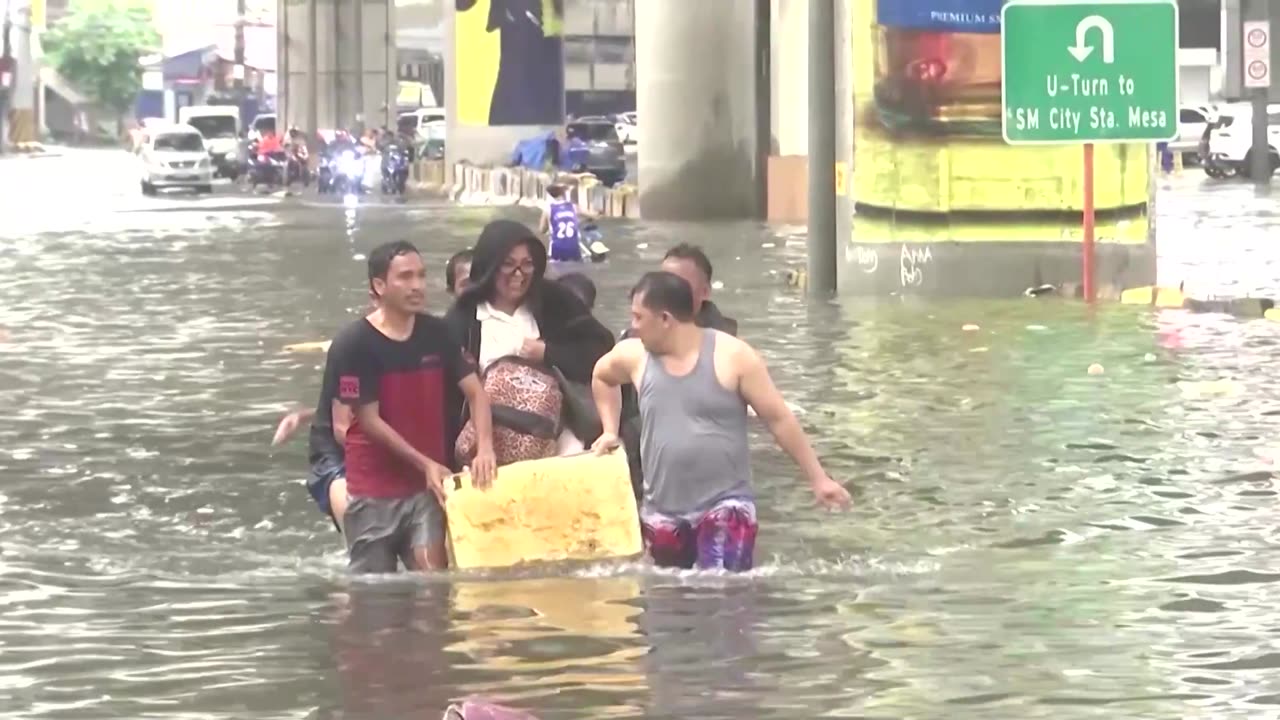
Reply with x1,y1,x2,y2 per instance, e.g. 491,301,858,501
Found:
660,243,737,335
445,249,474,296
618,243,737,498
590,272,850,572
325,240,497,573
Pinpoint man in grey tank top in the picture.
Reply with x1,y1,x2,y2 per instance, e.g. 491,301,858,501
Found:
591,272,850,571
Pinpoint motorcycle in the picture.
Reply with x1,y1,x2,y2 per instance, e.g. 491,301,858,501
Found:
319,147,365,195
381,144,410,195
247,142,288,190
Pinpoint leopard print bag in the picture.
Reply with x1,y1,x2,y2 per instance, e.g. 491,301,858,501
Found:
455,355,564,467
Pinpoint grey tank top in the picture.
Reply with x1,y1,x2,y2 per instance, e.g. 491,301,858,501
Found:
638,329,753,515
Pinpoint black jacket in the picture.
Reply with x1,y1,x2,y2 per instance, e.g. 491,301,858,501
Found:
442,220,615,456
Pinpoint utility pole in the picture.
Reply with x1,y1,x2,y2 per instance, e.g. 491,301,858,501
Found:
234,0,246,91
1245,0,1271,187
0,0,12,155
806,0,837,295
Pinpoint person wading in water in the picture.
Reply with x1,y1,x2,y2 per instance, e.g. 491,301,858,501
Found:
591,271,850,572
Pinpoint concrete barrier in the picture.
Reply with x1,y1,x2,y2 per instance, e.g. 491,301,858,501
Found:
411,160,640,219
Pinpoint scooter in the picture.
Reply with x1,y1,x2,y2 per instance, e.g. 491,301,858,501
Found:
381,144,410,195
319,148,365,195
247,144,288,190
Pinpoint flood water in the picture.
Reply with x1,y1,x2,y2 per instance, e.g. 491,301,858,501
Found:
2,153,1280,719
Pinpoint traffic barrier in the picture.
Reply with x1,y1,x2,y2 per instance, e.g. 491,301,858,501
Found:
411,161,640,219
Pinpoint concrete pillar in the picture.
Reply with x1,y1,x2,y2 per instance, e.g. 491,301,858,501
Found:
834,0,855,289
278,0,397,138
771,0,807,156
636,0,761,219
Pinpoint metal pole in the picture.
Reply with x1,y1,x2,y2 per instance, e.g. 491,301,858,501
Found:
806,0,837,295
235,0,246,89
1082,143,1096,302
1246,0,1271,187
0,0,11,155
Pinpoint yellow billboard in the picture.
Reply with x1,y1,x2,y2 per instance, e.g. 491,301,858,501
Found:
454,0,565,127
848,0,1155,294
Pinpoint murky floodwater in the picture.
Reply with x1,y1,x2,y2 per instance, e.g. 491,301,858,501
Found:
2,152,1280,719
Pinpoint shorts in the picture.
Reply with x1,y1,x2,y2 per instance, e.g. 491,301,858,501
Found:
306,454,345,531
550,241,583,262
641,497,758,572
343,493,446,574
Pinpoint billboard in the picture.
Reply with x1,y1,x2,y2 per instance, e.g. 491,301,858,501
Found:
454,0,565,126
848,0,1154,295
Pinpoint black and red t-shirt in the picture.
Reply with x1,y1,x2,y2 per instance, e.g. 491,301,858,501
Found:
329,314,473,498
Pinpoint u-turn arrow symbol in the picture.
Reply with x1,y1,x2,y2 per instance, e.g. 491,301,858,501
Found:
1068,15,1116,64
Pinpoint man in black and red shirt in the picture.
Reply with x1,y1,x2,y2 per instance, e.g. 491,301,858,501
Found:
328,240,497,573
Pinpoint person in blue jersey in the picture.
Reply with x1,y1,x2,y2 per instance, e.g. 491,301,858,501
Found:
537,184,597,262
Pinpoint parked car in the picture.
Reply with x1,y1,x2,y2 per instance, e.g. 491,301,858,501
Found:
615,111,637,145
564,120,627,186
1204,102,1280,179
1170,104,1216,164
137,124,214,195
398,108,446,146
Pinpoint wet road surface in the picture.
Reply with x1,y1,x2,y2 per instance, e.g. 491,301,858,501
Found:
2,150,1280,719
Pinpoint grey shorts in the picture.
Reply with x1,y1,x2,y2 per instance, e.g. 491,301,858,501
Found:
343,493,446,574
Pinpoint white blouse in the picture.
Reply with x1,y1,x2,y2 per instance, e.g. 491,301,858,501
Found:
474,302,584,455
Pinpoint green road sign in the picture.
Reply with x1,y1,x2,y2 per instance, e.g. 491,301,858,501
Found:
1001,0,1179,144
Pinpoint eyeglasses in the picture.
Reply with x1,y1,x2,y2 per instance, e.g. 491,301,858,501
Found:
500,260,536,276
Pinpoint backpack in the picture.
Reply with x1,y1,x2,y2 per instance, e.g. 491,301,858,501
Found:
455,355,564,467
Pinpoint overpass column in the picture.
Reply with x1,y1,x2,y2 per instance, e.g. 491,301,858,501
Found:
636,0,763,220
278,0,396,137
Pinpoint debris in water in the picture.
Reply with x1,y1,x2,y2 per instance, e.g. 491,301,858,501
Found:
962,324,980,331
1087,363,1105,375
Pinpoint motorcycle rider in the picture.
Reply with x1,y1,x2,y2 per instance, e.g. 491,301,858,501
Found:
250,129,287,188
285,127,310,188
379,128,411,195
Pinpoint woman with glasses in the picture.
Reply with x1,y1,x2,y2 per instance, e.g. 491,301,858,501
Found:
444,220,615,460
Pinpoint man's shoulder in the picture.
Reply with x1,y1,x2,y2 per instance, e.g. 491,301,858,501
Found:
329,317,373,352
412,313,456,345
711,329,755,363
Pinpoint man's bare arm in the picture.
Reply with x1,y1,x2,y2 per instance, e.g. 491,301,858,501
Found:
351,401,445,475
332,401,352,447
591,340,641,437
458,374,494,454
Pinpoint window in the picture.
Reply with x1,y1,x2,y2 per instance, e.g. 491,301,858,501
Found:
567,122,619,142
154,134,205,152
1179,109,1205,124
187,116,238,139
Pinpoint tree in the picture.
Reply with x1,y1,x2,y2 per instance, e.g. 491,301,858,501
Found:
43,0,159,133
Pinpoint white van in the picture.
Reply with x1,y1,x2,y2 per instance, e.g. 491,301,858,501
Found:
397,108,447,145
178,105,244,179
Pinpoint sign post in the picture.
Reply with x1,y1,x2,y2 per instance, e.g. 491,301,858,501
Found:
1001,0,1179,302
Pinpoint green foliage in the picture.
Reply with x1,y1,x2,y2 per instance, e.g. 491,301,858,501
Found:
43,0,160,116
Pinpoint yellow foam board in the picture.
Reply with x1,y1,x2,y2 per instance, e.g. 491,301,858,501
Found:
445,450,641,570
1119,286,1185,308
283,340,332,353
1265,308,1280,322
